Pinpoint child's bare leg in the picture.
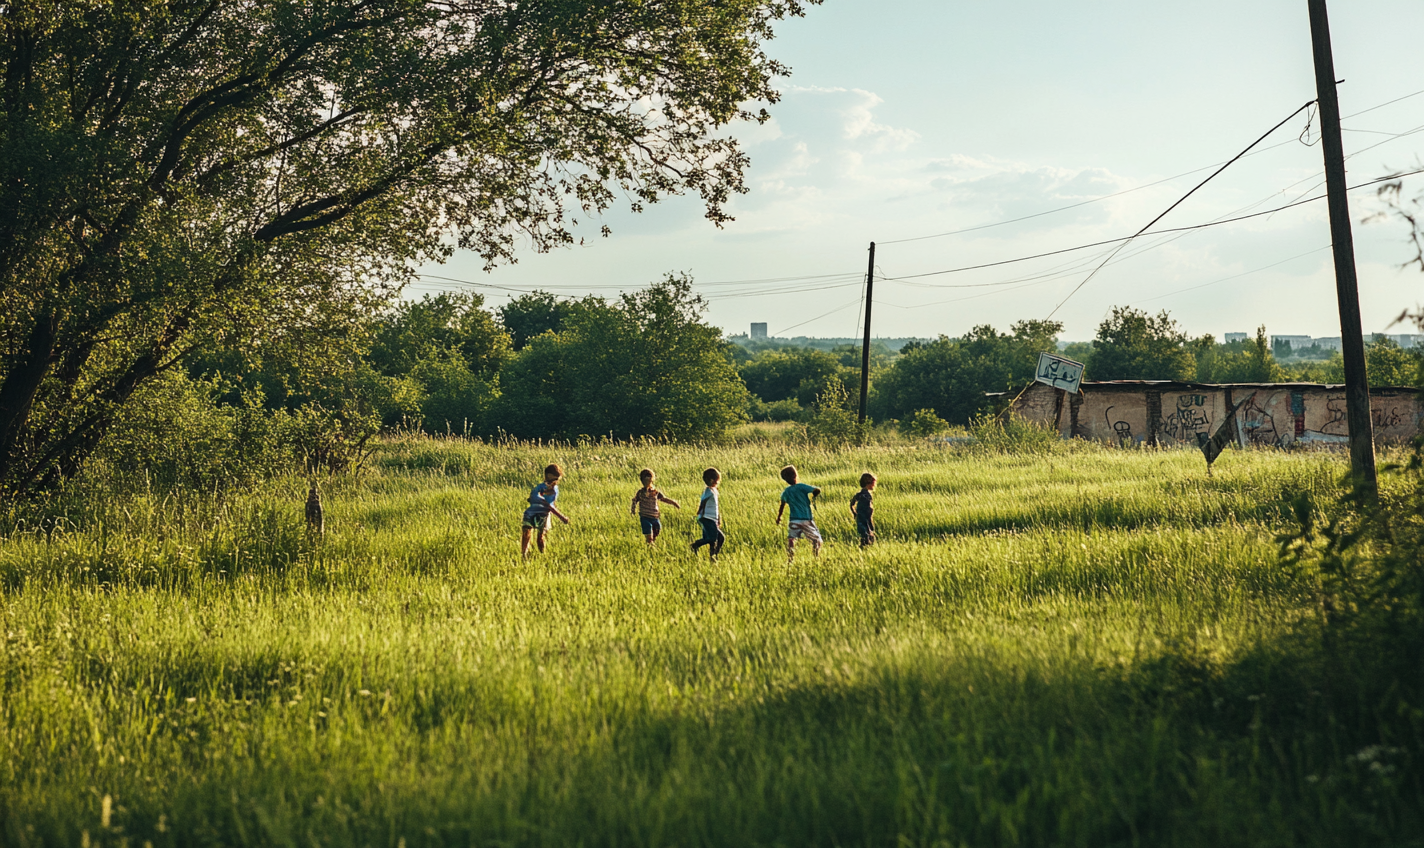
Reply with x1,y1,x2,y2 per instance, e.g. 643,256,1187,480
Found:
786,536,796,561
521,527,533,557
811,538,822,557
537,529,548,553
644,534,655,545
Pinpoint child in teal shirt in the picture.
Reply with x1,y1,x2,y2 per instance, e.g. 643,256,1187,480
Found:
774,464,822,561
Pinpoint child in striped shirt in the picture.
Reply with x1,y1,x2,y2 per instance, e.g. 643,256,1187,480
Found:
629,468,680,544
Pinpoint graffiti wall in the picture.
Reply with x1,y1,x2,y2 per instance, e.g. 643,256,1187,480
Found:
1012,382,1423,447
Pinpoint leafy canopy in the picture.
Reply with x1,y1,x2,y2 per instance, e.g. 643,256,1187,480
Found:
0,0,813,496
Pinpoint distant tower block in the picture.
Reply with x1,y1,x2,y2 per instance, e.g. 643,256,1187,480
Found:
1224,332,1248,344
750,322,768,340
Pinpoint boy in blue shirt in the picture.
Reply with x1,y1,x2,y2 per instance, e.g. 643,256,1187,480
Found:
521,463,570,557
774,464,822,561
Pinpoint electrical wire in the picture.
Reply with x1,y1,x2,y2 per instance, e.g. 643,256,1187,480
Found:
1044,100,1318,319
876,86,1424,247
1128,246,1333,306
875,166,1424,289
772,297,864,337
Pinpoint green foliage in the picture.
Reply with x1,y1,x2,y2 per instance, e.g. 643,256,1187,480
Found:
871,320,1062,424
0,0,813,497
496,275,747,442
1061,340,1094,363
902,408,950,438
1089,307,1196,381
1194,326,1286,383
93,372,378,492
1364,337,1424,387
739,347,849,406
747,396,805,423
968,411,1060,455
369,293,512,380
805,378,859,445
496,291,597,351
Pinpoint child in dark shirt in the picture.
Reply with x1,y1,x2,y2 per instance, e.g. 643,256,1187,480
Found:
849,472,876,548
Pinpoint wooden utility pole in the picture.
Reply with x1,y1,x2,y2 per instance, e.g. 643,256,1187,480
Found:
858,242,876,425
1308,0,1377,496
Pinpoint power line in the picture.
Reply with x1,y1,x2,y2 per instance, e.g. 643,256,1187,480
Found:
874,166,1424,288
1045,100,1319,319
875,86,1424,248
772,297,863,337
1127,246,1333,306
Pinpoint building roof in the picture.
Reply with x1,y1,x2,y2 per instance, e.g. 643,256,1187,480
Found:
989,380,1421,397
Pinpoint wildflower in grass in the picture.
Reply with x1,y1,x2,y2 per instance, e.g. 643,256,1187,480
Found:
630,468,680,545
691,468,725,559
521,463,570,556
776,465,822,560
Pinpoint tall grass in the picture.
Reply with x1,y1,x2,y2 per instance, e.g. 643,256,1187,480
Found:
1,436,1419,847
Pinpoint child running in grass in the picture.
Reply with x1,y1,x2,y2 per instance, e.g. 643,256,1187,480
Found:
521,463,570,557
691,467,725,559
775,464,822,560
849,472,877,548
630,468,680,545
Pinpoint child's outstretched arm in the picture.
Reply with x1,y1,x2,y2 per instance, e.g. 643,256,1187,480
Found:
811,486,822,497
629,494,639,515
548,504,570,525
660,494,681,509
696,497,706,518
775,502,786,525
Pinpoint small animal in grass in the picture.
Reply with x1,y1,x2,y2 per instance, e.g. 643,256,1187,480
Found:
775,464,822,561
690,467,725,560
849,472,877,548
521,463,570,557
305,481,324,536
630,468,680,545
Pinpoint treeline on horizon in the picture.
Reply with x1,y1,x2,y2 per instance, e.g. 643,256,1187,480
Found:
86,275,1424,492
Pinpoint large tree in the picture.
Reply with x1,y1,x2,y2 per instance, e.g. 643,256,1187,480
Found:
0,0,809,496
870,320,1062,424
496,274,746,441
1088,307,1195,382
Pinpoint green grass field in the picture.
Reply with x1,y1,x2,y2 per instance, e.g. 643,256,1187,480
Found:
2,436,1420,847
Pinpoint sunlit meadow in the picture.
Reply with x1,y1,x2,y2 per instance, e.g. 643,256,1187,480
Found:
1,434,1419,847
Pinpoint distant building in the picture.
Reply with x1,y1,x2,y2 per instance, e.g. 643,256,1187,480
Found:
1272,334,1313,352
1316,337,1343,351
1386,333,1424,348
750,322,768,340
1224,332,1248,344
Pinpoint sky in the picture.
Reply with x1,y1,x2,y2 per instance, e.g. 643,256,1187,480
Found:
415,0,1424,343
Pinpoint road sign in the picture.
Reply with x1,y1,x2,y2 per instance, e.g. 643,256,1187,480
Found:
1035,352,1084,394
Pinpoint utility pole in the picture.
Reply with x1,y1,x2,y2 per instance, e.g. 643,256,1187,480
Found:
858,242,876,426
1308,0,1377,497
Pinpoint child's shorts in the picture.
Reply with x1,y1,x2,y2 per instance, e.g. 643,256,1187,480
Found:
857,522,875,546
522,513,551,531
639,515,662,536
787,520,822,544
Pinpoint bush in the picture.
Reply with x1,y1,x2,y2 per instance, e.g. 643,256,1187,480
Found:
747,395,805,423
968,411,1059,455
92,372,378,493
806,379,861,446
902,408,949,438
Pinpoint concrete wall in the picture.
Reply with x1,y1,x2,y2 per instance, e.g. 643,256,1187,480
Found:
1013,383,1423,447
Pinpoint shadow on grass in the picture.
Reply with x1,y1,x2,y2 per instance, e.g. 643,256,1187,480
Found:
12,619,1422,848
